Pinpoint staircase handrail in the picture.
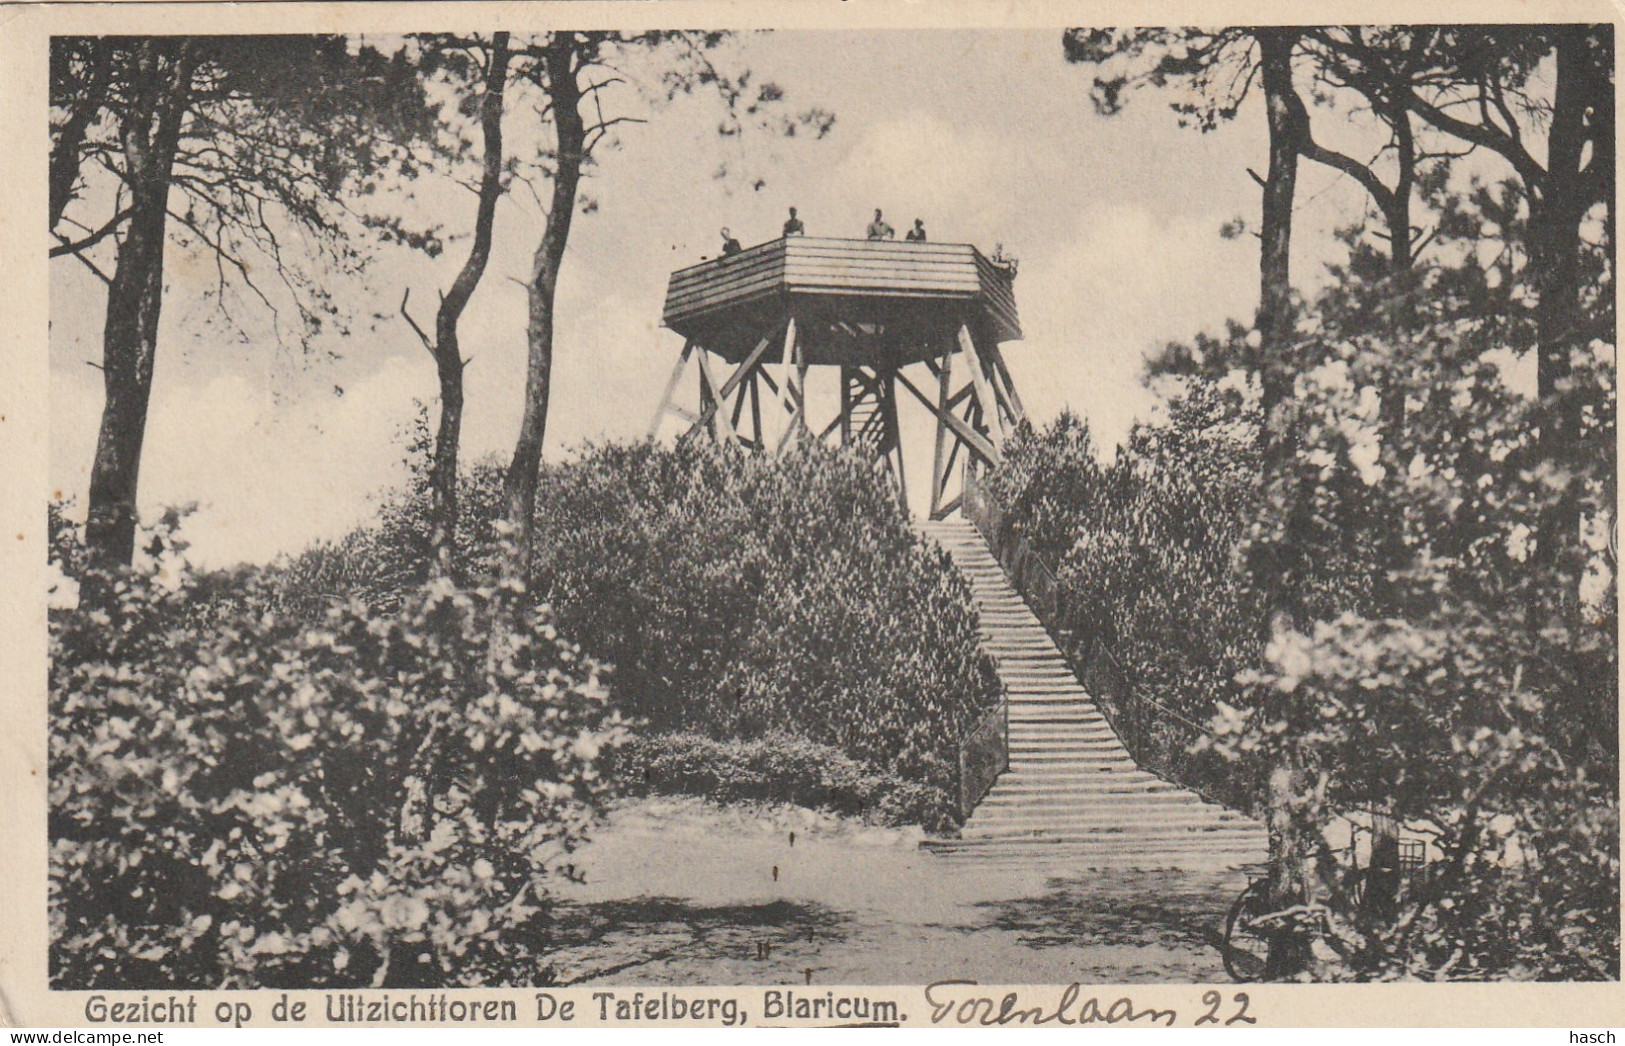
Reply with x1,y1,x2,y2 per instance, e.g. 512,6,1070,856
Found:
1089,641,1216,738
961,467,1254,817
956,697,1008,822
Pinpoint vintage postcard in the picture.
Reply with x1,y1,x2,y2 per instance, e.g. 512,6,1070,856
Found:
1,0,1621,1031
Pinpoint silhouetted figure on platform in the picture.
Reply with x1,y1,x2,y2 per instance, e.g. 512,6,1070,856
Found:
991,242,1019,278
721,227,743,255
905,218,927,242
866,209,894,240
783,207,805,236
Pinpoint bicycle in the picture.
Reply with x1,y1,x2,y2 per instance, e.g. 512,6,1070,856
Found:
1222,833,1425,982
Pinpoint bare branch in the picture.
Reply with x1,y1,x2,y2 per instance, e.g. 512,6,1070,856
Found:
50,207,132,258
584,114,647,154
1412,225,1439,259
1300,136,1395,210
400,287,434,350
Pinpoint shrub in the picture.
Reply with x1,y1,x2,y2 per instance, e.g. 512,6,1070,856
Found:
262,438,1000,829
522,440,999,825
609,731,946,828
50,519,625,989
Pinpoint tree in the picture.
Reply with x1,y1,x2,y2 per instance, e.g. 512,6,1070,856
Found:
1065,24,1333,977
1312,26,1615,613
502,32,586,579
401,32,512,578
498,31,834,576
49,36,437,571
1208,229,1617,978
1317,27,1613,415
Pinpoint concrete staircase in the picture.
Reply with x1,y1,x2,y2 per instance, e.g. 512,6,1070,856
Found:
920,518,1267,871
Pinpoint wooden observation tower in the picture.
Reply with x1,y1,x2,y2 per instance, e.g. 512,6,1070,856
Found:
649,235,1025,519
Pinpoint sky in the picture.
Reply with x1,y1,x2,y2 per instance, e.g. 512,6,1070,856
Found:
50,29,1393,567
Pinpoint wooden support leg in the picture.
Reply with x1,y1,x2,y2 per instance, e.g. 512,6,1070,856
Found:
774,318,800,454
840,365,853,446
649,340,696,439
697,349,717,437
686,328,778,445
749,369,764,451
695,347,738,445
929,348,953,519
985,342,1027,426
881,370,907,511
895,368,998,466
957,324,1003,443
796,359,810,430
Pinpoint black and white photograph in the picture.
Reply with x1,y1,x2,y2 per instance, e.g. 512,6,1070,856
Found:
9,2,1621,1024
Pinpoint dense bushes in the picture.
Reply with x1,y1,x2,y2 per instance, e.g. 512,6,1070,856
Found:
50,520,624,988
262,438,999,830
610,732,944,827
522,440,998,830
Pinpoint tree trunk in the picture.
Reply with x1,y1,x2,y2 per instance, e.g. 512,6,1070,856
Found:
1254,28,1319,980
50,40,111,232
1381,99,1416,276
83,43,193,572
503,33,585,579
1255,31,1300,420
422,32,510,579
1525,26,1609,623
1531,26,1593,459
1365,99,1419,921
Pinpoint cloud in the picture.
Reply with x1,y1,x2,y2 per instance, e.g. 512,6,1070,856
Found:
55,354,437,568
828,112,1007,228
1008,201,1255,449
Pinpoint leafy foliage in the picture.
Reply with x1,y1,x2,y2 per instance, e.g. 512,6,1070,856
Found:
51,35,441,343
1206,255,1618,978
265,438,999,830
50,517,625,989
987,225,1618,977
609,731,945,828
519,440,999,828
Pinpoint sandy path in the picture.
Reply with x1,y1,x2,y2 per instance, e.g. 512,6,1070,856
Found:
544,797,1248,985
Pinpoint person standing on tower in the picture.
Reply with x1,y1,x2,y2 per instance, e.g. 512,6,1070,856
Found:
783,207,805,236
866,209,894,240
905,218,927,242
721,227,742,255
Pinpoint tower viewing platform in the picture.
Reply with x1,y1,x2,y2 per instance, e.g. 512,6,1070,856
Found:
662,236,1021,366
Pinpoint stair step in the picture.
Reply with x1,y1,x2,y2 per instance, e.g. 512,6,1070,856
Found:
1006,717,1111,727
970,801,1255,820
992,771,1169,787
948,832,1267,850
974,813,1232,827
968,826,1260,841
927,829,1261,846
1007,718,1111,727
926,520,1256,873
980,783,1200,802
921,848,1264,869
1007,733,1119,744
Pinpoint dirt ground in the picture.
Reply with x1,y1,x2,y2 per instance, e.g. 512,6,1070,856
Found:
544,797,1249,986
